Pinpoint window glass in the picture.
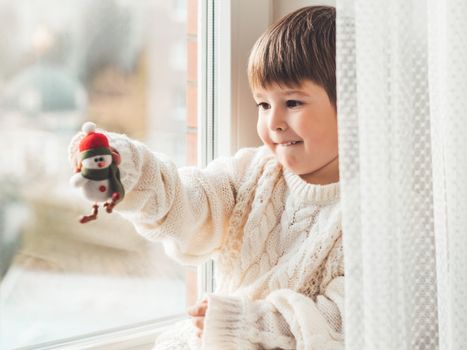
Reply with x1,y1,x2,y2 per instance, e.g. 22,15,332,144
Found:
0,0,198,348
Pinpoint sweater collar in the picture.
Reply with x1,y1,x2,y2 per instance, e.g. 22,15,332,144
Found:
283,168,340,204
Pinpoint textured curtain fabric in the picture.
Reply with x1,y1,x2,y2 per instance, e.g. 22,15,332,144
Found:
336,1,467,349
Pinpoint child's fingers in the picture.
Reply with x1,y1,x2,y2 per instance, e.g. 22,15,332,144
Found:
71,154,81,173
188,299,207,338
187,304,207,316
192,316,205,338
192,316,205,330
110,147,121,165
187,299,208,316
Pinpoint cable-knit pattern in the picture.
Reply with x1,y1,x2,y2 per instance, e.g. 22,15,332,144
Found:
68,132,344,350
238,161,283,278
216,150,279,291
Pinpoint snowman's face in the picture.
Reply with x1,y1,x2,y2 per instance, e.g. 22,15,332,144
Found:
82,155,112,169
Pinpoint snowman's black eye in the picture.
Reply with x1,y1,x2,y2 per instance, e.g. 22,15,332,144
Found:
94,158,98,162
100,157,104,161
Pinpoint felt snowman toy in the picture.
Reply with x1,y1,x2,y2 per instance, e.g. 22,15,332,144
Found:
70,122,125,223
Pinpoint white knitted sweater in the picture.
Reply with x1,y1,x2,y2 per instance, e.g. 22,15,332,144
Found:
69,132,344,350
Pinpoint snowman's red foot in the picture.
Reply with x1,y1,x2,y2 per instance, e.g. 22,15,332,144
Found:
104,193,120,213
80,204,99,224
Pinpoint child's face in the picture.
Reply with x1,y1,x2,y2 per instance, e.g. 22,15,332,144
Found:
253,80,339,184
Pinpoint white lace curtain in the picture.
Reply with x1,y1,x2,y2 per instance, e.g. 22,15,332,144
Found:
336,0,467,349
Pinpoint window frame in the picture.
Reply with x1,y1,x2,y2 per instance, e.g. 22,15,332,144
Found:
198,0,271,303
15,315,182,350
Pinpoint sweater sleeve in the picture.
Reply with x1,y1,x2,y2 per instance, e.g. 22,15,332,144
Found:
202,244,345,350
68,130,262,265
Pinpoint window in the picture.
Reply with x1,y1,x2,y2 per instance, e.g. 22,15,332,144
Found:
0,0,274,348
0,0,199,348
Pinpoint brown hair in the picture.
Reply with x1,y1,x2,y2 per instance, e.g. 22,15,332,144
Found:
248,6,336,107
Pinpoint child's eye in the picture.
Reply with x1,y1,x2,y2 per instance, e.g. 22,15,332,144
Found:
286,100,302,108
256,102,271,110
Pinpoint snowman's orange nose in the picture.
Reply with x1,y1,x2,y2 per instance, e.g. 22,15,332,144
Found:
98,162,105,168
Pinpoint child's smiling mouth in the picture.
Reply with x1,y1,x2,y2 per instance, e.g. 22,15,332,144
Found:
276,141,303,147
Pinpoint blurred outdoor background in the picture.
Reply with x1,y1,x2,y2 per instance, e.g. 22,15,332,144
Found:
0,0,199,348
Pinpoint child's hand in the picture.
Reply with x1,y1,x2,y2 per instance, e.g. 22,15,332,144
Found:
187,298,208,338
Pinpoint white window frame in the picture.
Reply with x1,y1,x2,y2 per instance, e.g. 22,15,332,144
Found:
16,315,182,350
197,0,271,304
18,1,272,349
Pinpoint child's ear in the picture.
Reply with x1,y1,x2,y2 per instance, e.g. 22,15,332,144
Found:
111,148,121,166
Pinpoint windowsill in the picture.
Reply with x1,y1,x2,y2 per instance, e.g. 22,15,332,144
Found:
17,314,186,350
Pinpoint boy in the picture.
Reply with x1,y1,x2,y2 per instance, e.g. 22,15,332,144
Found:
70,5,343,350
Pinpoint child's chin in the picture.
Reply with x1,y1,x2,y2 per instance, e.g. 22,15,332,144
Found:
278,158,302,173
280,163,303,175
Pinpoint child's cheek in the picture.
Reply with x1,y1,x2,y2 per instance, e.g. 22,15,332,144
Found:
259,133,274,150
257,120,269,145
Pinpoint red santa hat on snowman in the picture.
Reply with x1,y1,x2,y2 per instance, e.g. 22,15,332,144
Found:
79,122,112,161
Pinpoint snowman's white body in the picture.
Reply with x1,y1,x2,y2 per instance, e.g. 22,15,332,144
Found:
70,153,114,203
70,174,112,203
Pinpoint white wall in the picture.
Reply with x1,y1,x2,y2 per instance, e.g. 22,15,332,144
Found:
273,0,336,20
216,0,272,155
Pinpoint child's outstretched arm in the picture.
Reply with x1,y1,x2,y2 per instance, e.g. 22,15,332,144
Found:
202,237,345,349
68,129,260,265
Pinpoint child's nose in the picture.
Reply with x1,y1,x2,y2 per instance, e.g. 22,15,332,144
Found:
269,109,287,131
